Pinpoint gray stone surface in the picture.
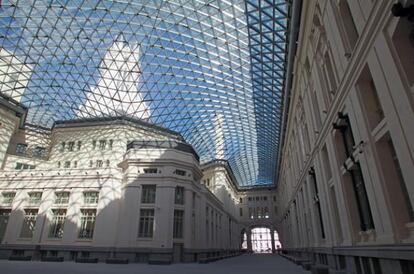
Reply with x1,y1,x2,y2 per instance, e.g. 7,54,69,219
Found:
0,254,309,274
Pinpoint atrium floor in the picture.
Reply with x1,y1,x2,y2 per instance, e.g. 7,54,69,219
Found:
0,254,309,274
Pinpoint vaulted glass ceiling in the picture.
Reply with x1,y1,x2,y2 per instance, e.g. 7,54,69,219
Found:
0,0,290,188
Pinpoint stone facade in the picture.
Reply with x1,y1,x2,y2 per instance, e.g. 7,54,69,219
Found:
0,110,243,263
276,0,414,273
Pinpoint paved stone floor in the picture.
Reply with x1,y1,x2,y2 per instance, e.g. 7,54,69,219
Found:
0,254,309,274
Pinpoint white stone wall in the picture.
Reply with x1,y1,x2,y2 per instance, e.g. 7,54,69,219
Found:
276,0,414,271
0,118,243,256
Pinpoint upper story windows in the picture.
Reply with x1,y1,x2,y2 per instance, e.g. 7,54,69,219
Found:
338,0,359,54
99,140,106,150
28,192,42,206
59,139,113,153
33,146,47,158
83,191,99,205
54,192,70,205
174,169,186,176
175,186,185,205
68,141,75,151
1,192,16,205
15,162,35,170
92,139,113,150
16,143,27,155
247,196,269,203
144,168,158,174
141,185,156,204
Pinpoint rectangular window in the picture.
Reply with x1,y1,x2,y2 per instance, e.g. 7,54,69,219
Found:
141,185,156,204
339,0,359,52
16,143,27,155
20,209,38,238
49,209,66,238
138,209,155,238
356,66,384,130
0,209,11,242
143,168,157,174
334,113,355,158
78,209,96,239
309,168,326,239
77,141,82,151
109,139,113,150
33,146,46,158
175,186,185,205
64,161,70,168
96,160,103,168
392,17,414,87
67,141,75,152
60,142,66,152
175,169,186,176
173,210,184,238
1,192,15,205
54,192,70,205
15,162,23,170
83,192,99,204
99,140,106,150
92,140,96,150
239,207,243,217
321,145,332,180
349,163,375,231
28,192,42,206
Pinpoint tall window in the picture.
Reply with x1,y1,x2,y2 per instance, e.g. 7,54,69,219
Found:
138,209,155,238
309,168,326,239
78,209,96,239
349,163,375,231
338,0,359,52
49,209,66,238
0,209,11,242
77,141,82,150
240,208,243,217
356,66,384,130
99,140,106,150
1,192,15,205
28,192,42,206
54,192,70,205
60,142,66,152
175,186,185,205
83,192,99,204
334,113,355,157
68,141,75,151
141,185,156,204
173,210,184,238
20,209,38,238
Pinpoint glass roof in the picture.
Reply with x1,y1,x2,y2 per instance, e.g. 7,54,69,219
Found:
0,0,290,188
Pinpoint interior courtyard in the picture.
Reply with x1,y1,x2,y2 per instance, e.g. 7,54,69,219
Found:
0,0,413,273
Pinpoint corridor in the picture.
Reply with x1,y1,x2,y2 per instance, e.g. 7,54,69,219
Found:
0,254,308,274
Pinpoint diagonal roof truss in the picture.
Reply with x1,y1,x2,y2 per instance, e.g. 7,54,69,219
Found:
0,0,291,188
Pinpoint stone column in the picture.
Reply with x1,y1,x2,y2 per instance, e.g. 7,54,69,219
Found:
270,229,276,253
246,229,253,252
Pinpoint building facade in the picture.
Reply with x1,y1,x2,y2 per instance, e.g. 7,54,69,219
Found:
0,101,244,263
276,0,414,273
